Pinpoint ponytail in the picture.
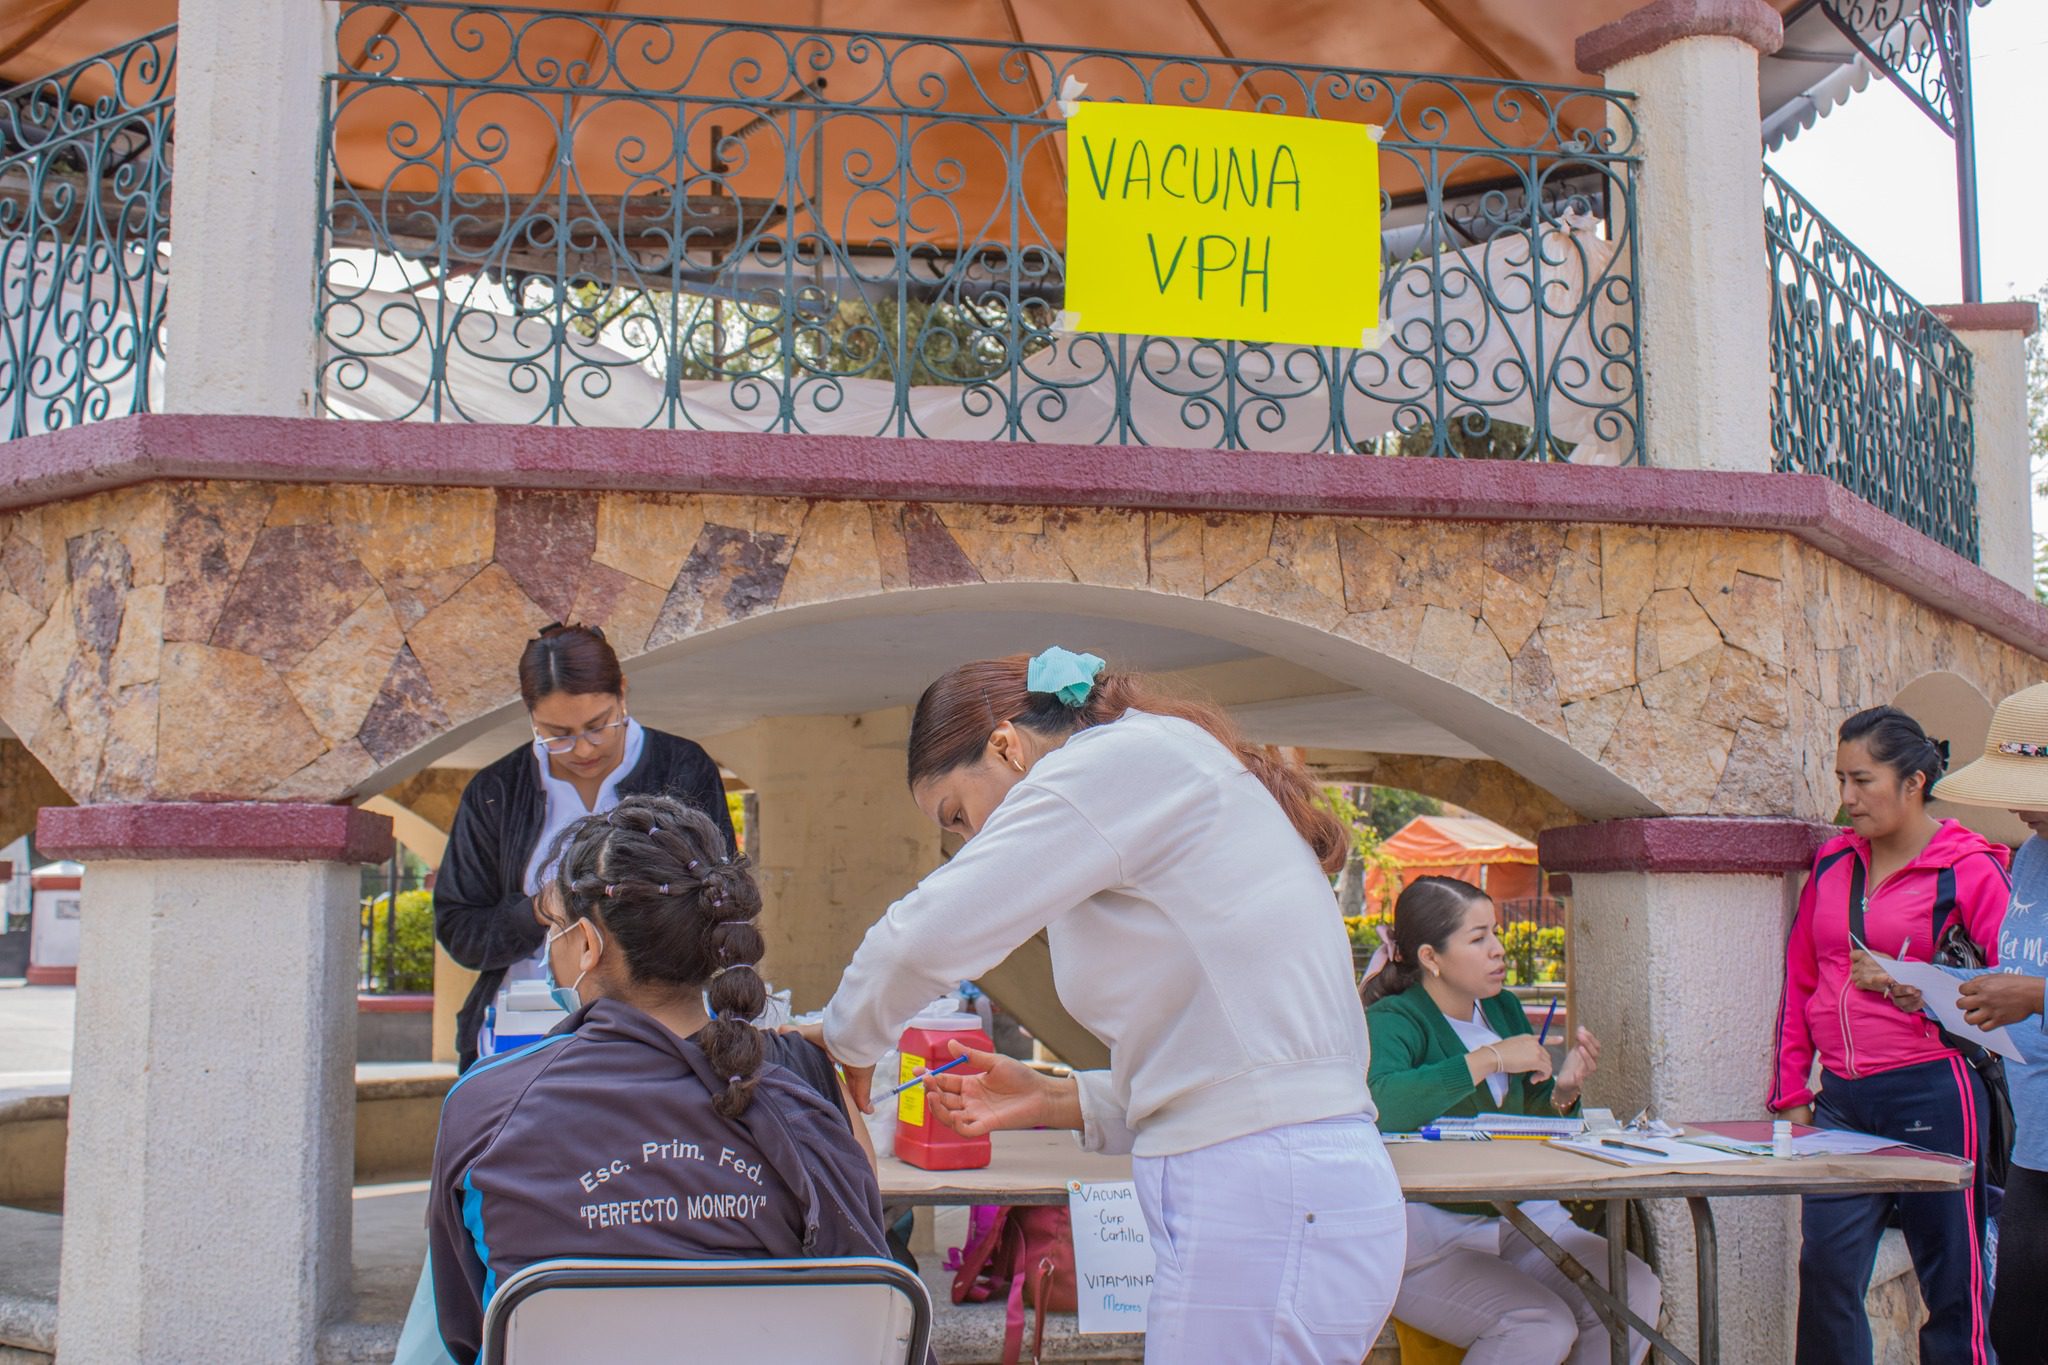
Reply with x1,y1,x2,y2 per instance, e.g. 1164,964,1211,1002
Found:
906,654,1349,873
1358,875,1491,1008
552,795,769,1118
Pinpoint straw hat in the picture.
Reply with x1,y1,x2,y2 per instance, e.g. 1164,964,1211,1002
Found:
1932,682,2048,810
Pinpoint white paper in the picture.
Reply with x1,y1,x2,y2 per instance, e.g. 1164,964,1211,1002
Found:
1793,1130,1909,1156
1549,1136,1747,1166
1067,1181,1156,1334
1868,953,2028,1062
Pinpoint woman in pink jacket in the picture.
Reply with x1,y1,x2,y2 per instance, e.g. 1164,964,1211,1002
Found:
1771,706,2010,1365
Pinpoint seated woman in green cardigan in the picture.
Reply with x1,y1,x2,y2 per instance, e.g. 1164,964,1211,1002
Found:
1361,875,1660,1365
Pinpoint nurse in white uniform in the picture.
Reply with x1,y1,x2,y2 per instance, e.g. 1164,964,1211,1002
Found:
815,648,1406,1364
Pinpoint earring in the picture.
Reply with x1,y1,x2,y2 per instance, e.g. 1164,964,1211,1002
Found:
1010,757,1025,773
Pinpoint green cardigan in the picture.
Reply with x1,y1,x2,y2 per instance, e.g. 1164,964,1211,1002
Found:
1366,985,1570,1215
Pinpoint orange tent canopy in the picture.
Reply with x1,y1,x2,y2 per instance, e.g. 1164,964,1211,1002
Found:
1366,813,1541,909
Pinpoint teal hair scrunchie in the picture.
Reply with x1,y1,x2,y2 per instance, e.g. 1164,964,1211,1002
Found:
1026,646,1106,708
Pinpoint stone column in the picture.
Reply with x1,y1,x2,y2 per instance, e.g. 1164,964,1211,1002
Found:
1540,816,1827,1363
707,709,940,1011
1931,302,2041,594
162,0,333,416
40,802,391,1363
1578,0,1784,473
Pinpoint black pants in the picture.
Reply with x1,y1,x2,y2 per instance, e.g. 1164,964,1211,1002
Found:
1994,1162,2048,1362
1797,1059,1991,1365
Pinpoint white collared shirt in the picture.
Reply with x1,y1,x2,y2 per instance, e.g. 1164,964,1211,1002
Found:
504,718,646,982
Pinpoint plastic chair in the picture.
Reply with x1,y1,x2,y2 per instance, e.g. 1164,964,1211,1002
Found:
1392,1319,1467,1364
478,1256,933,1365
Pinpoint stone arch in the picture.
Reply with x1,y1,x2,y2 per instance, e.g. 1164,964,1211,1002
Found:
1891,670,2021,845
359,579,1661,820
0,736,69,848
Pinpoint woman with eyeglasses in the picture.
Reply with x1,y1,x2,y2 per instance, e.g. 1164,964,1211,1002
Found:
433,623,735,1071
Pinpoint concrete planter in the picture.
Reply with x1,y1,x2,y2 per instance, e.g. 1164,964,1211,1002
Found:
357,993,432,1063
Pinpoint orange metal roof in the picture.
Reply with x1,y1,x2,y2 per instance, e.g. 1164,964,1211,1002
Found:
0,1,1820,252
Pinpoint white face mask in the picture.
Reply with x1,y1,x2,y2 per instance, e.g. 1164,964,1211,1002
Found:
544,919,602,1013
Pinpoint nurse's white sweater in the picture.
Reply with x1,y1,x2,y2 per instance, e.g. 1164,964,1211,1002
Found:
824,710,1374,1157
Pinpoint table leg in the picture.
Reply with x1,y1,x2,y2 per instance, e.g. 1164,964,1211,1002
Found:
1688,1197,1719,1365
1608,1199,1629,1365
1492,1201,1690,1365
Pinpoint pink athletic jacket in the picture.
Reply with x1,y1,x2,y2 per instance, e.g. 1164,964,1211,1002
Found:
1770,820,2011,1111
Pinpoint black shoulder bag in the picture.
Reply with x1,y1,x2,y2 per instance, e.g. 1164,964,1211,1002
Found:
1849,856,2015,1189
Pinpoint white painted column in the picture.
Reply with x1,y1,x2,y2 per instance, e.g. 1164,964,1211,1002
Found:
1932,303,2040,592
1578,0,1783,472
1543,817,1824,1364
42,803,390,1363
162,0,334,416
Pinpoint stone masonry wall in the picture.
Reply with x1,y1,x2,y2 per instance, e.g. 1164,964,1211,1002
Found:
0,481,2038,814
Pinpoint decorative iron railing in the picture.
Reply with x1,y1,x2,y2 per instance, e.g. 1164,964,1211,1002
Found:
317,3,1642,460
1763,166,1977,560
0,27,174,441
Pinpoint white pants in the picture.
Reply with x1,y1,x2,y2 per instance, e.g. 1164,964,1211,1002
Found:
1132,1114,1406,1365
1393,1211,1661,1365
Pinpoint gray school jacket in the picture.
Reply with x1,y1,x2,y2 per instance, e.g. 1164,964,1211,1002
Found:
427,998,890,1362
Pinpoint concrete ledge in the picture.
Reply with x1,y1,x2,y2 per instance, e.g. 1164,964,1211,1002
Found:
0,1066,454,1212
1577,0,1784,74
1540,817,1832,874
5,415,2046,664
1931,301,2041,336
37,801,393,863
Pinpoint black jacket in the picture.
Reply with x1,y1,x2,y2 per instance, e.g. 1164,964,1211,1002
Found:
428,999,891,1363
433,728,736,1069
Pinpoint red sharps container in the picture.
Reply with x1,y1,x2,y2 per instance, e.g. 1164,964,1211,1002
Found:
892,1011,993,1171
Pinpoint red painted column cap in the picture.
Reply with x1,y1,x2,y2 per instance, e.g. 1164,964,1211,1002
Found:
1578,0,1784,75
38,802,394,864
1539,816,1831,875
1930,302,2041,337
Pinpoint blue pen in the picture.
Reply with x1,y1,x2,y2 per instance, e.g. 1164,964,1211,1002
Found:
878,1054,969,1101
1538,997,1560,1047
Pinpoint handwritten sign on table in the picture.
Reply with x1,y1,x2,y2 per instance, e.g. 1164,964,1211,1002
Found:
1063,101,1381,348
1066,1180,1157,1334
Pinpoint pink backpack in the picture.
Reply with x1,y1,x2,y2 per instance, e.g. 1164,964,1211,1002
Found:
951,1204,1078,1365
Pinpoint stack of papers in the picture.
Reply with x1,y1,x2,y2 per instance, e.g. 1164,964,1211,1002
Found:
1548,1135,1746,1166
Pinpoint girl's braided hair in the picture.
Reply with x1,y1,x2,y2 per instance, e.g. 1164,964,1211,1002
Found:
551,793,767,1117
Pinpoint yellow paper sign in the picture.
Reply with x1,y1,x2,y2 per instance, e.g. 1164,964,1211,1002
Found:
1064,102,1380,348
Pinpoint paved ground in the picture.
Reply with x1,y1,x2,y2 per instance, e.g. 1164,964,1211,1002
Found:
0,984,70,1085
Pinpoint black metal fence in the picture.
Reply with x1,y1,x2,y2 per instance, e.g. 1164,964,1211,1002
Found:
1764,165,1977,560
317,3,1643,459
0,26,173,440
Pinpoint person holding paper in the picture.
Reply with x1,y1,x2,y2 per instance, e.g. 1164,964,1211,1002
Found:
1853,682,2048,1364
1770,706,2010,1365
813,649,1405,1365
1359,875,1658,1365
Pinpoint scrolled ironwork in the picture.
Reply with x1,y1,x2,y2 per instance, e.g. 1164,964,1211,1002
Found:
318,2,1642,460
1763,165,1977,560
0,26,175,441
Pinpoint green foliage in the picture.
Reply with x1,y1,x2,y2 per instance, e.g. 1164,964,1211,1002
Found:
726,790,747,853
1501,921,1566,986
1361,786,1442,841
560,282,1055,387
1321,785,1404,916
1344,913,1393,957
362,888,436,994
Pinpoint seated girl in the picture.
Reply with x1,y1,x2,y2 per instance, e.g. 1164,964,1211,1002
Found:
1361,875,1660,1365
426,795,888,1361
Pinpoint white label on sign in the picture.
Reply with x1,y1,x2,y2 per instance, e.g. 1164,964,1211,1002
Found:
1066,1180,1156,1334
